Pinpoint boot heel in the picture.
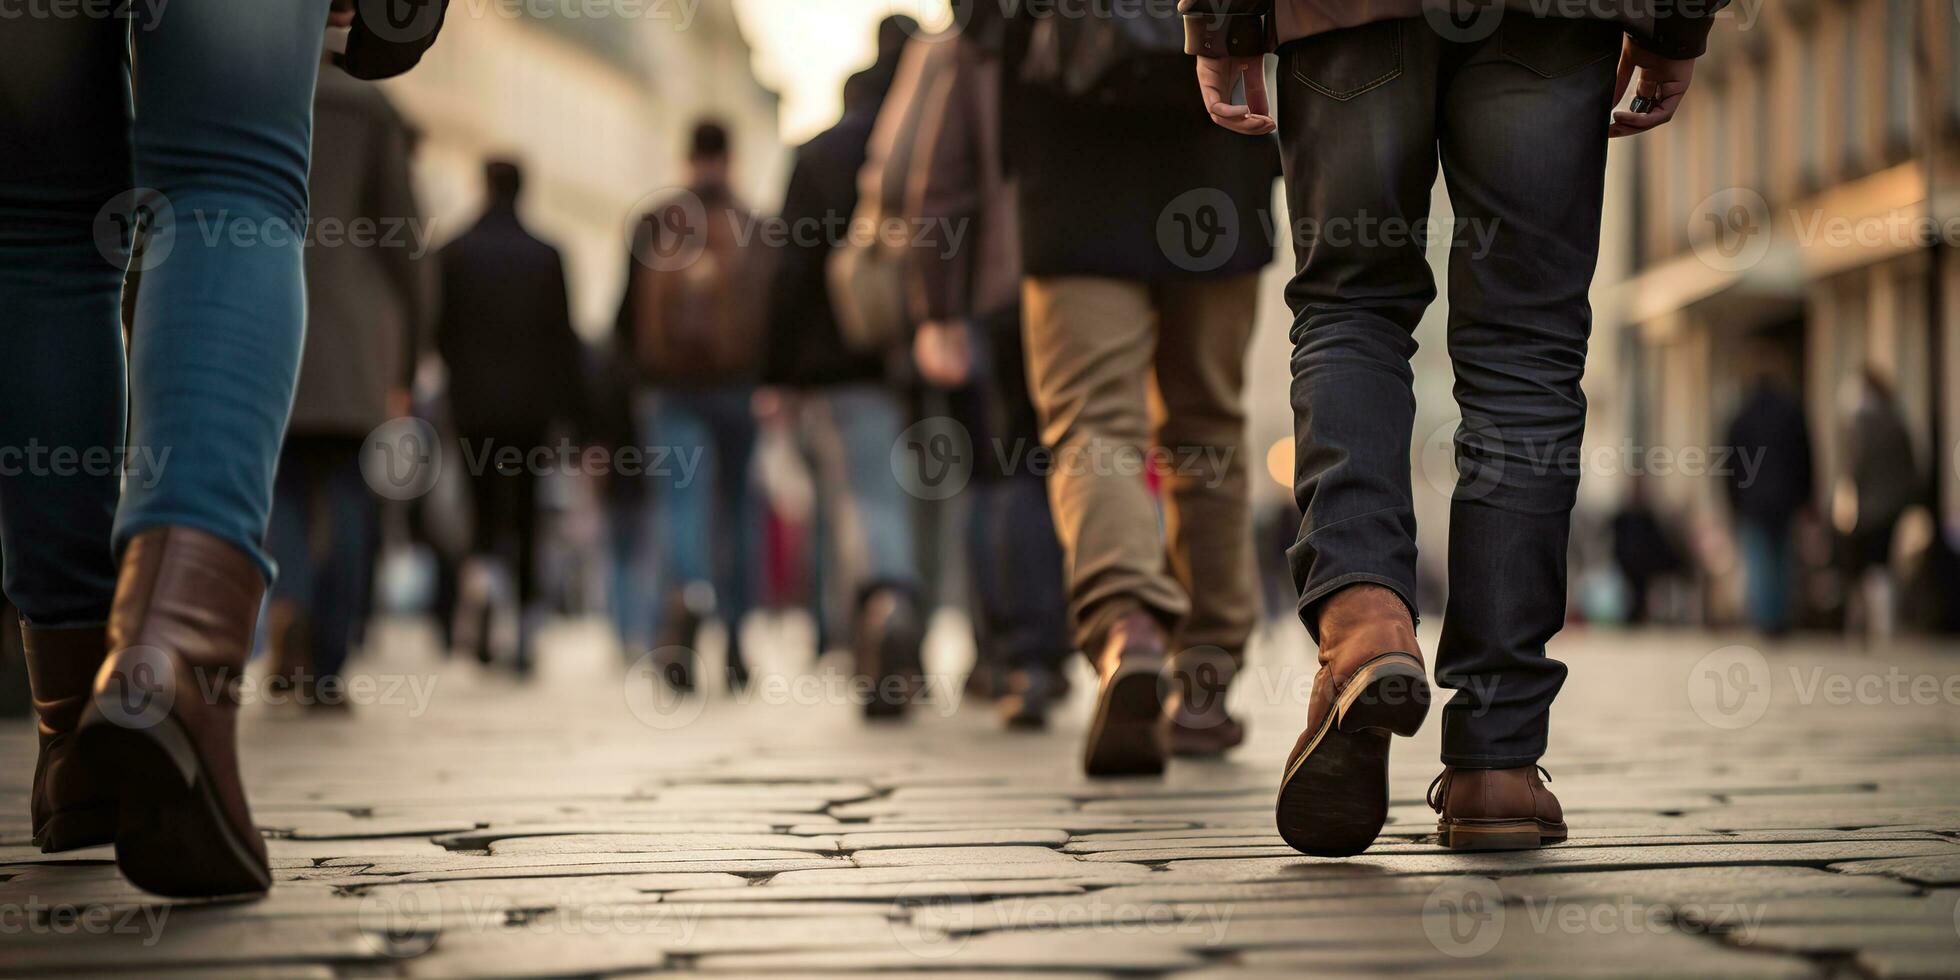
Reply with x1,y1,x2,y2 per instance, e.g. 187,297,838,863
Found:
1336,653,1430,737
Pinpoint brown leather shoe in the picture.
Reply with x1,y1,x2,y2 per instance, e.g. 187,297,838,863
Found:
1429,765,1567,850
23,624,116,852
1082,609,1169,777
1276,584,1430,857
1165,648,1244,757
77,527,272,897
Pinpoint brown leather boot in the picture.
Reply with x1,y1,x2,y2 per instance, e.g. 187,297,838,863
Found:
1276,584,1431,857
77,527,272,897
23,624,116,852
1429,765,1567,850
1165,647,1244,757
1082,608,1170,777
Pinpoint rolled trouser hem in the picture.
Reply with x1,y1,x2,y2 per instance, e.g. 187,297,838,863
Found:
1439,752,1545,769
1297,572,1418,643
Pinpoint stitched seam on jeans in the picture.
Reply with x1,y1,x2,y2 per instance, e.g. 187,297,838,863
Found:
1290,22,1402,101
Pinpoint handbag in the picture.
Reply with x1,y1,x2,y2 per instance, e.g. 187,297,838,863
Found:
336,0,452,80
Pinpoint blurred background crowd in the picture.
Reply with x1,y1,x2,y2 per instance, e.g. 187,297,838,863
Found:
4,0,1959,723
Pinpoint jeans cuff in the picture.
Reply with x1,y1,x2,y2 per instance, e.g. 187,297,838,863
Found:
1438,751,1545,770
1296,572,1419,643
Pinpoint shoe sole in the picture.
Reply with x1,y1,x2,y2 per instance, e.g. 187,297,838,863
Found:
1083,661,1167,777
1437,818,1568,850
1275,652,1430,857
33,804,118,853
77,715,270,899
862,610,924,721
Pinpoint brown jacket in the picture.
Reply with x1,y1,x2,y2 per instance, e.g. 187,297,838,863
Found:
1180,0,1727,60
876,37,1021,323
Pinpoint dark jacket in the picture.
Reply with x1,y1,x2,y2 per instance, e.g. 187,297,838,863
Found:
1179,0,1729,60
435,202,584,436
1002,11,1282,282
763,105,891,388
1724,384,1815,527
290,68,431,436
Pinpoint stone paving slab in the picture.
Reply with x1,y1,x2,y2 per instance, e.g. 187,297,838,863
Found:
2,624,1956,976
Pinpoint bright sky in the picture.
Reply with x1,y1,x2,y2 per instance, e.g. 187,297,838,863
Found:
732,0,954,144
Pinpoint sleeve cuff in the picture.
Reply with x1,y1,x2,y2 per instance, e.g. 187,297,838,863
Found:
1634,14,1718,59
1183,12,1270,57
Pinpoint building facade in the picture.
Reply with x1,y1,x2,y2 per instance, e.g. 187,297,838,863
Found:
1607,0,1960,623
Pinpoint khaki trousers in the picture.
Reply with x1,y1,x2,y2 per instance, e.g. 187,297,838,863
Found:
1022,274,1260,662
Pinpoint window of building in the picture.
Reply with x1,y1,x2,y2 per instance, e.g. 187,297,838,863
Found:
1839,7,1864,176
1798,26,1822,190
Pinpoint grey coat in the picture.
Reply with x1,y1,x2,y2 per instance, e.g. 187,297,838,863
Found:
289,67,431,436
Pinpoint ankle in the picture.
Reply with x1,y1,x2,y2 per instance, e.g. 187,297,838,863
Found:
1315,584,1416,657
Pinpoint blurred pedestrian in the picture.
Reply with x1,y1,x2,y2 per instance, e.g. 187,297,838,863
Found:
1724,368,1814,636
1840,367,1919,646
435,160,586,675
615,121,772,692
1,0,351,897
1185,0,1722,853
875,7,1072,728
1000,4,1280,771
765,17,931,719
266,56,431,710
1608,479,1684,626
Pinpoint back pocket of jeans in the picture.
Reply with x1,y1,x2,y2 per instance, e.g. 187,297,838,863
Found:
1288,20,1403,101
1497,16,1621,78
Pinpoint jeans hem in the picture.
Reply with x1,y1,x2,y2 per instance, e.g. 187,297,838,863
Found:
116,516,276,584
1439,752,1544,769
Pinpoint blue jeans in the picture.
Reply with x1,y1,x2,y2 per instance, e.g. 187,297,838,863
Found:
0,3,325,627
642,388,759,640
1738,517,1795,635
267,437,377,680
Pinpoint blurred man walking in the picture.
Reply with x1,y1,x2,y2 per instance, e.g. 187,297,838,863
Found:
1002,3,1280,774
615,121,771,692
1186,0,1723,853
1724,362,1814,637
436,160,585,675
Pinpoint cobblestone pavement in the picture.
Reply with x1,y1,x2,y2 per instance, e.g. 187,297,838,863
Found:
3,618,1959,978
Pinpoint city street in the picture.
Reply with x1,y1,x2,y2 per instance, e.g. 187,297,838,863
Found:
3,619,1958,977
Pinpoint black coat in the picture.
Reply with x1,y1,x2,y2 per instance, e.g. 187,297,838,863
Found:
763,107,891,389
1725,385,1815,526
1000,15,1282,282
435,203,585,437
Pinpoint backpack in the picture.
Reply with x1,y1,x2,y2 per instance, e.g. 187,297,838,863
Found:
629,195,771,384
1017,0,1193,106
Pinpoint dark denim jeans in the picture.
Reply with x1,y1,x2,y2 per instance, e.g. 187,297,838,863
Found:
0,2,326,627
1278,16,1621,768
